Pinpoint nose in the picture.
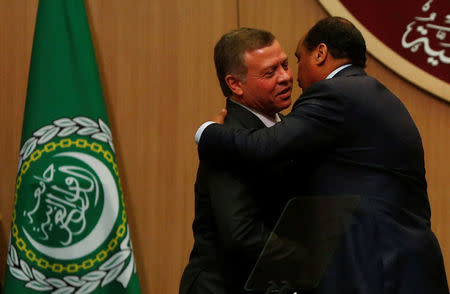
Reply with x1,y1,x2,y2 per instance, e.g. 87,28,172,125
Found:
278,67,293,84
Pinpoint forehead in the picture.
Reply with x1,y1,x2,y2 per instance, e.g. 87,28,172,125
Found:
243,40,287,68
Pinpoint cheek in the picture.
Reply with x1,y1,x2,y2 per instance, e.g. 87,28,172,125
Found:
257,80,276,95
299,63,305,75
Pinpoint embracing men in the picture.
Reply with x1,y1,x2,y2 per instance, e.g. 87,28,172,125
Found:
195,16,449,294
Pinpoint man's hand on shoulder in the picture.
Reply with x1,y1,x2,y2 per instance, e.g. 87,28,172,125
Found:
195,108,227,144
212,108,227,124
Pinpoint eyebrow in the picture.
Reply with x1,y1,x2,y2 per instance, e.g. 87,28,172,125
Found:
261,64,277,72
260,57,289,72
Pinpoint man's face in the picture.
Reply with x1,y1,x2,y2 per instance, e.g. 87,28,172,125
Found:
239,40,293,117
295,39,318,91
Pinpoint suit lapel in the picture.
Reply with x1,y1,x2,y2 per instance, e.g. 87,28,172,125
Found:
225,99,267,129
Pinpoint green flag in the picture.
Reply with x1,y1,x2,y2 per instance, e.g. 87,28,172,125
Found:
3,1,141,293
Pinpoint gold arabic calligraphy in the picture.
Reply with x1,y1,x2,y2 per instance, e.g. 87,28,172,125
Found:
402,0,450,66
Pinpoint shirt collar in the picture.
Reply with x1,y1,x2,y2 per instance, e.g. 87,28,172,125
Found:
326,64,352,79
229,99,280,127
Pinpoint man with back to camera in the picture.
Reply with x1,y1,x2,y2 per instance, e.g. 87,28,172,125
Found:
196,17,449,293
179,28,295,294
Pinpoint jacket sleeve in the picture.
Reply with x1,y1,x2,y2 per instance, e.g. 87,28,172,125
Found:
198,83,345,163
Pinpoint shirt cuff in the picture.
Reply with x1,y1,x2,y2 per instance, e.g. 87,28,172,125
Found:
195,121,216,144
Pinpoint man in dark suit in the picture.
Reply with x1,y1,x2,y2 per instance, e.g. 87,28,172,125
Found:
196,17,449,293
179,28,294,294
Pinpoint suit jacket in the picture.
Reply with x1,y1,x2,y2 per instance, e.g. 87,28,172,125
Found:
198,66,449,294
180,99,291,294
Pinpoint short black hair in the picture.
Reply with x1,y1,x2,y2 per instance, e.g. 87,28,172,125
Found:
303,16,367,67
214,28,275,97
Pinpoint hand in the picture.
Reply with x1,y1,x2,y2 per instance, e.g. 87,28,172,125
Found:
212,108,227,124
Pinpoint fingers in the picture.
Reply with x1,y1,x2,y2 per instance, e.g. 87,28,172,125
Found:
212,108,227,124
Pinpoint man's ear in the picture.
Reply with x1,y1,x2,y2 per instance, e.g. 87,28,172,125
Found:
225,74,243,96
314,43,328,65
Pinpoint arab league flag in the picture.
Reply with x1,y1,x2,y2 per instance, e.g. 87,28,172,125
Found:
3,1,141,293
